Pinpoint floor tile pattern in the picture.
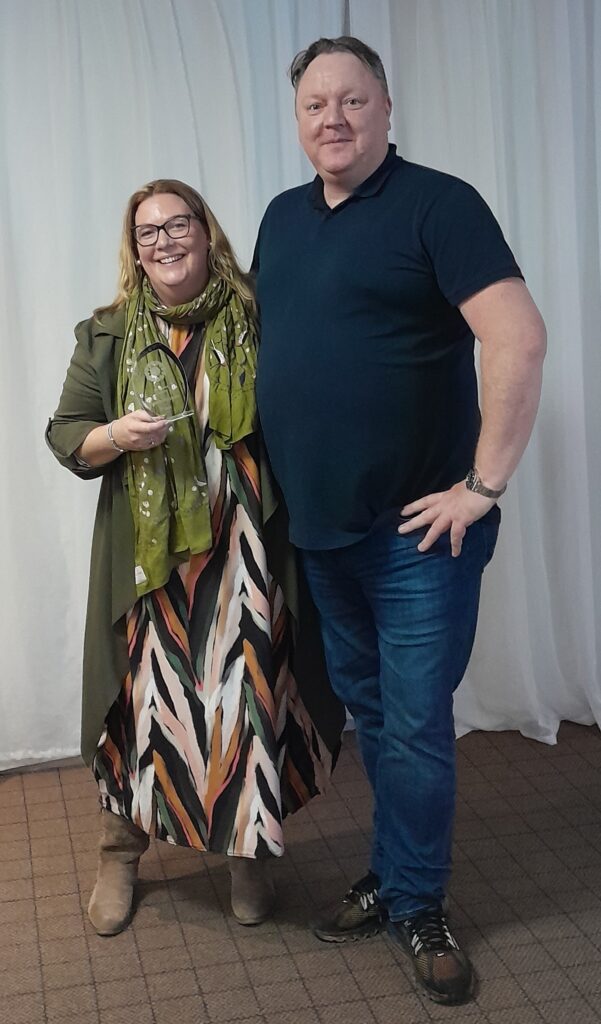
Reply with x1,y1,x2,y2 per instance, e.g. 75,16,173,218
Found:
1,723,601,1022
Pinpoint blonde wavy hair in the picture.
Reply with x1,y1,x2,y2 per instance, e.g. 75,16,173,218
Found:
95,179,256,318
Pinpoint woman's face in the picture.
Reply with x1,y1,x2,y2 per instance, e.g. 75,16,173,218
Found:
134,193,210,305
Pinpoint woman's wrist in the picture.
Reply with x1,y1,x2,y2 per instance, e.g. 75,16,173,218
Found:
107,420,126,454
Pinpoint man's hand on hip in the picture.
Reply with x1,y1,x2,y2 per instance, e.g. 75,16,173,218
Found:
399,482,494,557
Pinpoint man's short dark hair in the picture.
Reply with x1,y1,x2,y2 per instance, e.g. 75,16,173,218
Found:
289,36,389,95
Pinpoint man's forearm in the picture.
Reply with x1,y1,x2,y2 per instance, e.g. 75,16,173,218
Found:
474,337,545,492
458,278,547,492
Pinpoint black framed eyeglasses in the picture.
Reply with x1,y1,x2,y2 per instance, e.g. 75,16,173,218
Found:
133,214,201,247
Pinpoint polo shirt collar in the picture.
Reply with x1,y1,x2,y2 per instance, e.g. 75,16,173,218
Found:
309,143,400,210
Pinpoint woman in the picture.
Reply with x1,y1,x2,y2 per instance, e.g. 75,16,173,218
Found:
47,180,344,936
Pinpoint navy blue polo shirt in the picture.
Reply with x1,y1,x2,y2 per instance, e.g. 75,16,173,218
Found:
255,145,522,550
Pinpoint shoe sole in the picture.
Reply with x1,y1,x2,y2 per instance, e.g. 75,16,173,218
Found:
232,901,276,927
386,922,476,1005
88,908,133,936
312,919,385,943
232,902,276,927
233,915,273,926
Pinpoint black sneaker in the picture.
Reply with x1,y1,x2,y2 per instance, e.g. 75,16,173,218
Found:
312,871,387,942
388,906,474,1005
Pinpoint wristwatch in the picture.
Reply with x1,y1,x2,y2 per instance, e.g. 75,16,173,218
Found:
465,468,506,500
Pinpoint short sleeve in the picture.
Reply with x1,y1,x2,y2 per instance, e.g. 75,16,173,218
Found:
420,179,523,308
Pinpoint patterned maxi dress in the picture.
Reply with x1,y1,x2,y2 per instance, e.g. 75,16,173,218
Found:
93,322,330,858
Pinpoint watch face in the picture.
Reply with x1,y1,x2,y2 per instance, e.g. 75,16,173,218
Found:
466,469,477,491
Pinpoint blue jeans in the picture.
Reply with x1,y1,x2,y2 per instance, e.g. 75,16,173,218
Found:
301,506,500,920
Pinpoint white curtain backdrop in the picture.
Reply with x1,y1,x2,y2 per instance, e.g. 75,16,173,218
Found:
0,0,599,769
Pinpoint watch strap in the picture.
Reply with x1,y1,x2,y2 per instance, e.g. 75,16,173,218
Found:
465,468,506,500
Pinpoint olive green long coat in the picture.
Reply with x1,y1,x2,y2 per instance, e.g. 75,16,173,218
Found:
46,309,345,767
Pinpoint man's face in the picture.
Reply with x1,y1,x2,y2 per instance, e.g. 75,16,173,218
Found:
296,52,391,189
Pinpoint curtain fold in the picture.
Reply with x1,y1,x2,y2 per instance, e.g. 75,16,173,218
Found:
1,0,598,768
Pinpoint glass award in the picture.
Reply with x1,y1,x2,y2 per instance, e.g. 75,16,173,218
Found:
129,341,194,422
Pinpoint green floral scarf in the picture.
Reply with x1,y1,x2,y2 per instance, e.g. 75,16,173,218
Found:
117,276,258,597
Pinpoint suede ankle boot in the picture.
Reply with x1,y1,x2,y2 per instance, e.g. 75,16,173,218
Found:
229,857,276,926
87,810,150,936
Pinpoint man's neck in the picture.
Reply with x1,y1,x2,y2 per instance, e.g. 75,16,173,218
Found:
321,142,390,209
322,181,354,208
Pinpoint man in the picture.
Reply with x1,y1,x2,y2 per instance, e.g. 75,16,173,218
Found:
254,36,546,1005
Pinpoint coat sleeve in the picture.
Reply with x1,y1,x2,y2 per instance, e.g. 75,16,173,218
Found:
46,317,113,480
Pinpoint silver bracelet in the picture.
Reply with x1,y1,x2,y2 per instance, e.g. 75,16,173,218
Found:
107,420,126,454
